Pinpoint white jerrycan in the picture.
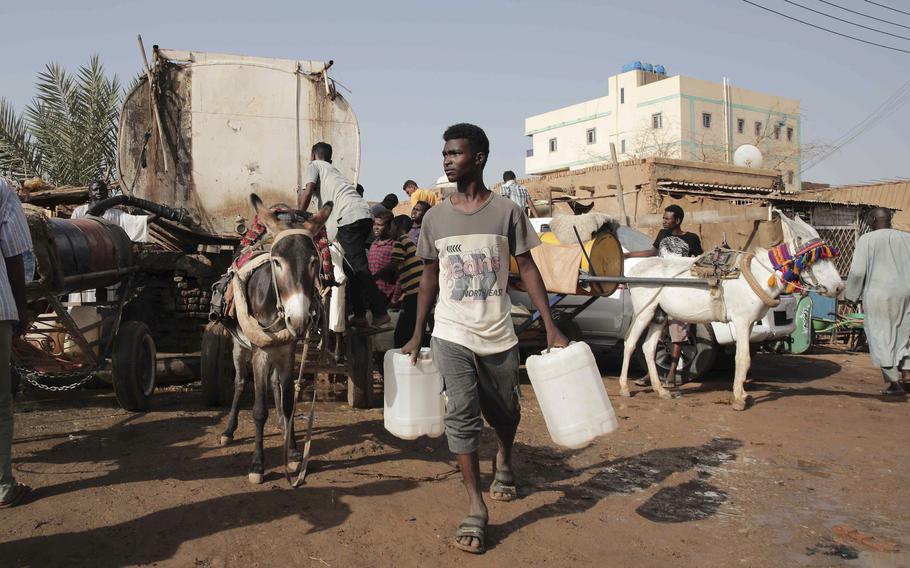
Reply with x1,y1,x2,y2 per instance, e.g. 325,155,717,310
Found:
525,342,618,449
383,348,446,440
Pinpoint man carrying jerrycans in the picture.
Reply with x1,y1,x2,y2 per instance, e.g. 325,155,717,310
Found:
401,123,568,555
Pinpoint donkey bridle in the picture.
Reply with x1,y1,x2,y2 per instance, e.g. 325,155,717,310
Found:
259,228,319,334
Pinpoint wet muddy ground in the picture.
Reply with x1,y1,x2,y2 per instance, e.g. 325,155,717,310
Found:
2,349,908,567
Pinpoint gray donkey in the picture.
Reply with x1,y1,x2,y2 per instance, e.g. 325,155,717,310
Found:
219,194,332,484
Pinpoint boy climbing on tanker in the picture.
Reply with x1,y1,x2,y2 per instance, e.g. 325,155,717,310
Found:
297,142,390,329
401,123,568,555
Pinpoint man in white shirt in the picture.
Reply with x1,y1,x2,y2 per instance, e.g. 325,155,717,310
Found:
0,177,34,508
71,180,148,243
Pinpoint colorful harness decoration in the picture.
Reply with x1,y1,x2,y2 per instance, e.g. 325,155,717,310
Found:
767,239,839,292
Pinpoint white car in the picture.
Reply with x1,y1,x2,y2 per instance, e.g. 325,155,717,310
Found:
510,220,796,378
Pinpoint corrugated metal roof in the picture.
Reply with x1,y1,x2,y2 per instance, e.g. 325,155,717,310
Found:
802,181,908,230
656,185,884,208
657,180,773,194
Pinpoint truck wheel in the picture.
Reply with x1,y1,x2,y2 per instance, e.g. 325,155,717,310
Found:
201,322,235,406
347,331,372,409
639,324,718,381
112,321,156,411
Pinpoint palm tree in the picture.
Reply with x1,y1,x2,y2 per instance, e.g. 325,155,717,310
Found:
0,55,121,186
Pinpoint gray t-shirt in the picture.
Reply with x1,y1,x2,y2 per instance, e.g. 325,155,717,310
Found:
303,160,371,240
418,192,540,355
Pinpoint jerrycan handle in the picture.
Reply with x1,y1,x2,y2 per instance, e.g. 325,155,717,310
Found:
416,347,432,361
540,341,576,355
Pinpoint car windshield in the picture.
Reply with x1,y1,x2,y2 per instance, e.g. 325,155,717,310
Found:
534,217,653,251
617,226,653,251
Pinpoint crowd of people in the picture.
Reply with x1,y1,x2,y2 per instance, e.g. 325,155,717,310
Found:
3,124,909,559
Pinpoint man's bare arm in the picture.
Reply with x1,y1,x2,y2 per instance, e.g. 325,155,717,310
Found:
297,182,316,212
624,248,657,259
5,254,27,335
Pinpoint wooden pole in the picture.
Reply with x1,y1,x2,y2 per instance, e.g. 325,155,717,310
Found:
609,142,629,226
137,35,169,173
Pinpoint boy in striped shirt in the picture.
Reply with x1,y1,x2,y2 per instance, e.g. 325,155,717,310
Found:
391,215,423,347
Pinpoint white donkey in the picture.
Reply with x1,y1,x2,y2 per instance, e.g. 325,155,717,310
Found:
618,211,844,410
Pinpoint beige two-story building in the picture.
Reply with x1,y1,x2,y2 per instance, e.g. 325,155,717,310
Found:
524,63,802,191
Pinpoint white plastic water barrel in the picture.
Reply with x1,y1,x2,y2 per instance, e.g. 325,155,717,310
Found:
383,348,446,440
526,342,618,449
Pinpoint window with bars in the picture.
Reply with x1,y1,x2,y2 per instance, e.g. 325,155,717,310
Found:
586,128,596,144
549,138,557,153
816,227,858,278
737,118,745,134
787,126,794,142
702,113,712,128
755,121,762,137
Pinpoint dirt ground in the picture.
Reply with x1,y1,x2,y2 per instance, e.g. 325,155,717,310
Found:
2,349,909,567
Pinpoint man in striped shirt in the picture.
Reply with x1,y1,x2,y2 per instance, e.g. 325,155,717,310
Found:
392,215,423,348
0,177,34,508
500,171,538,218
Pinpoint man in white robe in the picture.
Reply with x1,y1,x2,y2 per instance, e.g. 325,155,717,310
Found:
845,208,910,395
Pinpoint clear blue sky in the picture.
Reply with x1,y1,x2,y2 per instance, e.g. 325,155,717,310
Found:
1,0,908,200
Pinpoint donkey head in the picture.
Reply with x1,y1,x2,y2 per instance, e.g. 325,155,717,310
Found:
251,194,333,338
776,210,844,298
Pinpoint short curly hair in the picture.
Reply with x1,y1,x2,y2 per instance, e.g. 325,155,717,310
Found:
443,123,489,155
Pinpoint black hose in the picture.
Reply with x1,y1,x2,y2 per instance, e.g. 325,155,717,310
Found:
87,195,193,226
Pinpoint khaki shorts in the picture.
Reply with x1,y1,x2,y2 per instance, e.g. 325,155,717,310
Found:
668,321,690,344
430,336,521,455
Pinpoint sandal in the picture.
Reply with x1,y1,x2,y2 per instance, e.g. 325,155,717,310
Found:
489,470,518,502
635,376,675,389
0,482,31,509
454,514,487,554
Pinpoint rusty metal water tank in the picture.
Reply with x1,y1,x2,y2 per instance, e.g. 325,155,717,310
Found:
49,217,133,293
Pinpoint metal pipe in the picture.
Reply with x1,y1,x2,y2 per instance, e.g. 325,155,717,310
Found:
59,267,138,289
87,195,193,226
579,275,711,287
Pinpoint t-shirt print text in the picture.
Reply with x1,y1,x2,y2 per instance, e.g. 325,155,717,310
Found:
443,244,503,301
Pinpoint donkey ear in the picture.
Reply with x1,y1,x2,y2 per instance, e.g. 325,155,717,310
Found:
304,200,334,234
250,193,283,233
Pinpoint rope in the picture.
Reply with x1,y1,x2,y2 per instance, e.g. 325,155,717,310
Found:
295,64,302,191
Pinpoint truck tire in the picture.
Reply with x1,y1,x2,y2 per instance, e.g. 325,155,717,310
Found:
347,331,372,409
111,321,156,411
201,322,235,407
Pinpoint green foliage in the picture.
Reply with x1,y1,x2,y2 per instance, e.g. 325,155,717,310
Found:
0,55,121,186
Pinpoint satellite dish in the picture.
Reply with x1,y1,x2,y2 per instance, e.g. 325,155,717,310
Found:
435,175,451,187
733,144,763,169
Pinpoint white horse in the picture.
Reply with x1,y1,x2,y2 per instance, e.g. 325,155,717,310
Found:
618,211,844,410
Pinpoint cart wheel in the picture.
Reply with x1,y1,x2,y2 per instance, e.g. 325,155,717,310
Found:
112,321,156,411
201,322,235,407
346,331,372,409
